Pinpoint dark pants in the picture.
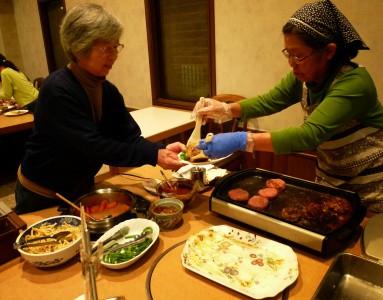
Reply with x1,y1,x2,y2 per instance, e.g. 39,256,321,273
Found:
14,179,61,214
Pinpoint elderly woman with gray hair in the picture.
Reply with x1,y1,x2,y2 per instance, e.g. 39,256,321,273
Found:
193,0,383,213
15,3,186,214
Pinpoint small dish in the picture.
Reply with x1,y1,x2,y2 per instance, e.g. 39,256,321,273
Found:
0,105,15,113
142,178,162,195
4,109,29,116
93,218,159,269
149,198,184,230
156,178,202,206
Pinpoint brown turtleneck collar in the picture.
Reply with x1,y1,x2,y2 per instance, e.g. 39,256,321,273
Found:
68,61,105,123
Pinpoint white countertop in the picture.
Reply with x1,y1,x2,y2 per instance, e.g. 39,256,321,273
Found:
130,106,194,141
97,106,195,179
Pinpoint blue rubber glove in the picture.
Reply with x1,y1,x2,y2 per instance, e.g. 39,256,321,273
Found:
197,132,247,159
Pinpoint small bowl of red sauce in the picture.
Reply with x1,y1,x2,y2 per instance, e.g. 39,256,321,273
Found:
149,198,184,230
156,178,199,206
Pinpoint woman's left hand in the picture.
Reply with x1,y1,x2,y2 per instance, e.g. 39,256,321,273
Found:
197,132,247,158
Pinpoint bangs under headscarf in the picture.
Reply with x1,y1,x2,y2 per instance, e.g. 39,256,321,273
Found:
287,0,369,51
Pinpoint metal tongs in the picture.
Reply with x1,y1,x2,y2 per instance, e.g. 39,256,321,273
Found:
13,231,71,249
102,230,149,256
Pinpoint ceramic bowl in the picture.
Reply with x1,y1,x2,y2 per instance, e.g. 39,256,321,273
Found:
15,215,82,267
149,198,184,230
156,178,200,206
93,218,159,270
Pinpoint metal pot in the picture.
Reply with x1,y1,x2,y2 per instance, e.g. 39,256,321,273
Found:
70,188,137,235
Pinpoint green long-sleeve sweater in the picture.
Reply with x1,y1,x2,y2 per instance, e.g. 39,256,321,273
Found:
0,68,38,108
239,66,383,154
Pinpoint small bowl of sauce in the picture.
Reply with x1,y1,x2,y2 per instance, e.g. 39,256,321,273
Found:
156,178,200,206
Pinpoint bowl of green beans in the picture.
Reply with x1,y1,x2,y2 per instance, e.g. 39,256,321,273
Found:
94,218,159,269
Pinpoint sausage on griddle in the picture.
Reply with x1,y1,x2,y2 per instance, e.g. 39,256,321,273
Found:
228,188,250,202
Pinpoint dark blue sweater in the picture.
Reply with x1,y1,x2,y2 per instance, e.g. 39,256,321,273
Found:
21,67,164,199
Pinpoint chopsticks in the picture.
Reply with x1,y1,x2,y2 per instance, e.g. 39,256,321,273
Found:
56,193,95,220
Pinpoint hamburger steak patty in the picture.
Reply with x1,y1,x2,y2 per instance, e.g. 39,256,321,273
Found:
266,178,286,191
258,187,279,199
228,188,250,202
248,195,269,210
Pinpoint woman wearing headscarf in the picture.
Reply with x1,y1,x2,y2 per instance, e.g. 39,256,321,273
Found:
15,4,186,214
193,0,383,213
0,57,38,111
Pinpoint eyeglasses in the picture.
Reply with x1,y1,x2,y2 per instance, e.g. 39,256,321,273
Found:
94,43,124,54
282,48,315,65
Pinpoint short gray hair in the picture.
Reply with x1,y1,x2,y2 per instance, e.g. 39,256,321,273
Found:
60,3,123,61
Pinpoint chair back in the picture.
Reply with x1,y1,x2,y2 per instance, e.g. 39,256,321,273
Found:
208,94,247,133
203,94,248,171
33,77,44,90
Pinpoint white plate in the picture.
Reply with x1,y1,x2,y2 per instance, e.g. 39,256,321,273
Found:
93,218,159,269
181,225,299,299
179,152,232,165
4,109,29,116
142,178,162,195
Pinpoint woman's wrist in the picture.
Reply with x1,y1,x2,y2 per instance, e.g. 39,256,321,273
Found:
245,132,255,153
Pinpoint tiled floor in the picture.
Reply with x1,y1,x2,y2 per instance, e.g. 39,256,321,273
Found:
0,174,16,209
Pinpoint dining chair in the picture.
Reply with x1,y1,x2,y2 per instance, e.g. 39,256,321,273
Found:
207,94,247,134
33,77,45,90
204,94,249,170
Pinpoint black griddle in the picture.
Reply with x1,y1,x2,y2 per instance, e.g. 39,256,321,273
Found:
209,168,366,255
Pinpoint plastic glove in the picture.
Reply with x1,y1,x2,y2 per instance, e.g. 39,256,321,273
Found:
197,132,247,159
191,97,232,125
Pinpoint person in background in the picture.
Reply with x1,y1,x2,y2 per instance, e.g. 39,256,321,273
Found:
15,3,186,214
193,0,383,213
0,56,38,112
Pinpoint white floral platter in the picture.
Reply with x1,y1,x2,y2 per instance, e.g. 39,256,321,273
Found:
181,225,299,299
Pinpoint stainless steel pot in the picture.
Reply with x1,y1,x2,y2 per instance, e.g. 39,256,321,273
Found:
70,188,137,235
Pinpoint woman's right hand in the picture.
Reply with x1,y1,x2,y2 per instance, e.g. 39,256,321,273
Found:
191,97,233,125
157,147,185,170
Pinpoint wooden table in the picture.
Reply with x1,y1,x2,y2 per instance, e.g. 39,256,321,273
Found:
0,165,370,300
130,106,194,143
102,106,195,178
0,112,34,135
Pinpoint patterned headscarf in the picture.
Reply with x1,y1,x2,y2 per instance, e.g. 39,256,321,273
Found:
288,0,369,50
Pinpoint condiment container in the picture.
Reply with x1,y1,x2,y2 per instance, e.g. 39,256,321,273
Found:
190,167,206,184
149,198,184,230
